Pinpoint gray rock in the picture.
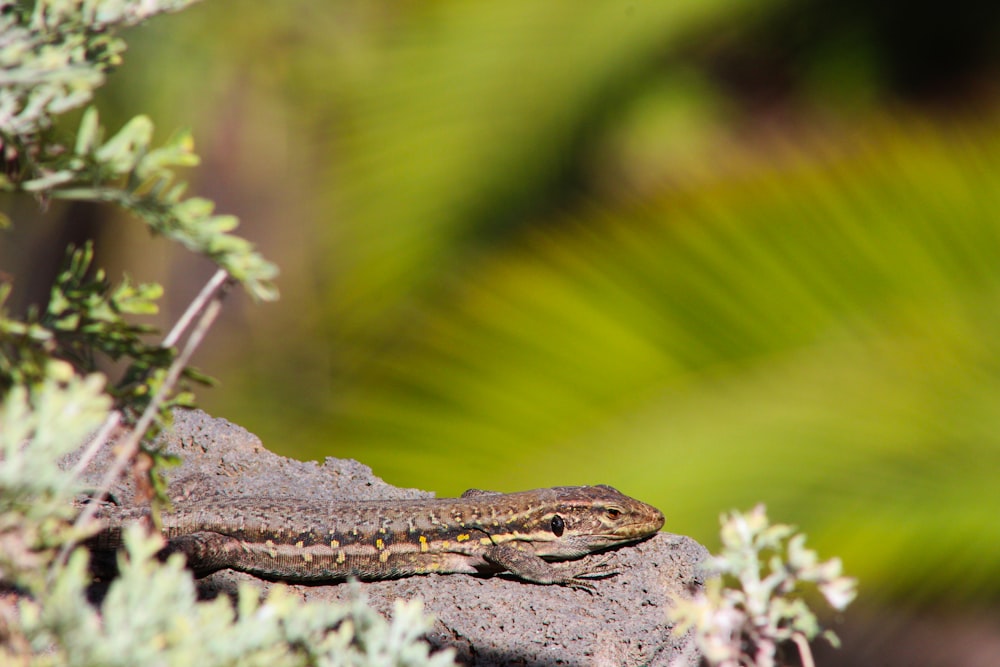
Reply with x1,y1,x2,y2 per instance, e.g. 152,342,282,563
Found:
73,409,707,667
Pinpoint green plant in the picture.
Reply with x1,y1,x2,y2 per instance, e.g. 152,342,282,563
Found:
10,523,455,667
0,3,452,665
669,505,857,667
1,0,276,559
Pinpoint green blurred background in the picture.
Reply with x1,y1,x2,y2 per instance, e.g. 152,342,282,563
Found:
7,0,1000,662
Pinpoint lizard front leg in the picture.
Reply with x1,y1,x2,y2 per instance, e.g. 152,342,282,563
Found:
482,544,616,593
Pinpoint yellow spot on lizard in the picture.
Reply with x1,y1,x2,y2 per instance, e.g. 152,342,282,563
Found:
336,551,346,564
456,533,470,542
376,538,384,550
419,535,429,553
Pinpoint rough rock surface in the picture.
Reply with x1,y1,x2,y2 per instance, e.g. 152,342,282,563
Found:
71,409,707,667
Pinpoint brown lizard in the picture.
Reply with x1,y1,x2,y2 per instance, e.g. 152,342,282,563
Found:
88,485,665,592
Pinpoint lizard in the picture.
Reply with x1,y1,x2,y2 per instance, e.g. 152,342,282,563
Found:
87,484,665,592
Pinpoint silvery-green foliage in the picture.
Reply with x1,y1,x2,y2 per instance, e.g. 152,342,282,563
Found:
51,107,277,300
0,360,110,588
12,526,458,667
3,100,278,300
0,0,278,301
0,365,452,666
0,0,198,137
669,505,857,667
1,5,445,667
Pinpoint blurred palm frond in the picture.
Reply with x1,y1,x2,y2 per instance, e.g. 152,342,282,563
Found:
322,117,1000,603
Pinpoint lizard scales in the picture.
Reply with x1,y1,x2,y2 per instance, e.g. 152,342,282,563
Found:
90,485,665,591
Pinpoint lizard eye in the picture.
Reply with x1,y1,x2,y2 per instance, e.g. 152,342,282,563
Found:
550,515,565,537
606,507,622,520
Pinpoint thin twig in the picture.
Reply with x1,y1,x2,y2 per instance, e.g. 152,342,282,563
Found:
58,274,229,566
791,633,815,667
162,268,228,348
71,295,224,528
65,270,230,485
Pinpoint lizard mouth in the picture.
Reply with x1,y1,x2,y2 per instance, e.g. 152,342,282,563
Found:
614,509,665,539
600,527,655,543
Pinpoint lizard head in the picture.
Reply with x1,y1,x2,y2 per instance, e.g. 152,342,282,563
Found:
516,485,665,559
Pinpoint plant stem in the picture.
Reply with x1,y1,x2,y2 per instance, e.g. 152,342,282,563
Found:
162,268,229,348
57,272,230,568
791,633,815,667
